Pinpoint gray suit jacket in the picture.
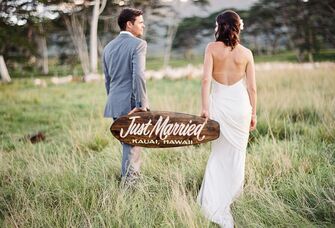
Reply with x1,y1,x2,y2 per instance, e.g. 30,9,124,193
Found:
103,33,149,118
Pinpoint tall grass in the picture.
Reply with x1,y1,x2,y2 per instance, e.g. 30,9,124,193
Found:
0,65,334,227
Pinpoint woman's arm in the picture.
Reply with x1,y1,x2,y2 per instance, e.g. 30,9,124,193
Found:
201,44,213,119
245,49,257,131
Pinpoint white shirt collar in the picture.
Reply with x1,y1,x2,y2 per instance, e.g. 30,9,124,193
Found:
120,31,134,37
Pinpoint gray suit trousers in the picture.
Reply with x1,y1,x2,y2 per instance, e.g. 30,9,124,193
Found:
103,33,147,177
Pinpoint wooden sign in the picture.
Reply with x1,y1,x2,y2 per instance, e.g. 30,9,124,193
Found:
110,111,220,148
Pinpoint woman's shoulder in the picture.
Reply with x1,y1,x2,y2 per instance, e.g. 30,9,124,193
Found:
207,42,252,53
235,44,251,52
205,42,217,50
236,44,253,56
234,44,253,63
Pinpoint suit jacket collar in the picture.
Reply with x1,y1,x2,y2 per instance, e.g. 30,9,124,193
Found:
119,31,135,37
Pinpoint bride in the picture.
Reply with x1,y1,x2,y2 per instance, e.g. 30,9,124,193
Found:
197,10,257,227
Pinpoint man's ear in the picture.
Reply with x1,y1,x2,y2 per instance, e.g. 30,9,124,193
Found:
126,21,133,30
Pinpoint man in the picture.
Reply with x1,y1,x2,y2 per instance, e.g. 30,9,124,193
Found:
102,8,149,184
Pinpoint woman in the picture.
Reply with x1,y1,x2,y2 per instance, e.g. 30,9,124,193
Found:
197,10,257,227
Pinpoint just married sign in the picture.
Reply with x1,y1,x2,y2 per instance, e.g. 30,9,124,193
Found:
110,111,220,148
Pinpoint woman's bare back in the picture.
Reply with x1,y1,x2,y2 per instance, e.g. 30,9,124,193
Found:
210,42,250,85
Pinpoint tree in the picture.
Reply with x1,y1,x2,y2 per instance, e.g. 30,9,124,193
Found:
0,0,38,78
63,0,162,80
174,0,335,62
267,0,334,61
246,1,286,55
0,55,11,82
173,8,246,57
159,0,208,68
0,0,67,76
64,12,91,76
89,0,107,75
173,13,214,58
0,0,109,79
278,0,319,61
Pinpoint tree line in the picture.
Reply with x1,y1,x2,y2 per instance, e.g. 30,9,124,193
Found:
0,0,208,81
174,0,335,62
0,0,334,82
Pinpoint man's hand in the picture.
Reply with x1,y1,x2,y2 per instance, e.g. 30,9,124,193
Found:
128,107,147,115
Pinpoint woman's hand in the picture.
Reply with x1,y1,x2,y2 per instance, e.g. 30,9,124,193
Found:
250,114,257,131
201,109,209,121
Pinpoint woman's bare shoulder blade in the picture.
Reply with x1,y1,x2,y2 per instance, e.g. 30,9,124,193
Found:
206,42,216,51
237,44,251,55
236,44,253,65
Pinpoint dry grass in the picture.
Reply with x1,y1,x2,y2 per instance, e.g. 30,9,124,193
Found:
0,64,334,227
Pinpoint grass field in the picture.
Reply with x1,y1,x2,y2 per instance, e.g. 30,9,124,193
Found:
147,49,335,70
0,65,334,227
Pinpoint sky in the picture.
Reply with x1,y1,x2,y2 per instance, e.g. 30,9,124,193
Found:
180,0,258,17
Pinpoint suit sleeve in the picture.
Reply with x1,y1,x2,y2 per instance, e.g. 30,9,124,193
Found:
132,40,149,109
103,53,110,95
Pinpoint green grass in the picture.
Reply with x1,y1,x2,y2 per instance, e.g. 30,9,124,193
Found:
0,66,334,227
254,49,335,63
7,49,335,78
146,56,204,70
146,49,335,69
254,51,299,63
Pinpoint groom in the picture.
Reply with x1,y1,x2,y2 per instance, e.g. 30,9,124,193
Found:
102,8,149,183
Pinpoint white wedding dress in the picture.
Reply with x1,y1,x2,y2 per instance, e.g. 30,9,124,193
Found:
197,77,252,227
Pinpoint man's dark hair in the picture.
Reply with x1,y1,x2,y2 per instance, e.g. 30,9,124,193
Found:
118,8,143,31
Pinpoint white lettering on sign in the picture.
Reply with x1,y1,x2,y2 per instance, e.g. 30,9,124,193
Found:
163,139,193,145
131,139,193,145
120,116,206,141
132,139,159,144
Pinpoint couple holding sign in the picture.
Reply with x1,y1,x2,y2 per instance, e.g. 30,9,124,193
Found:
102,8,257,228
